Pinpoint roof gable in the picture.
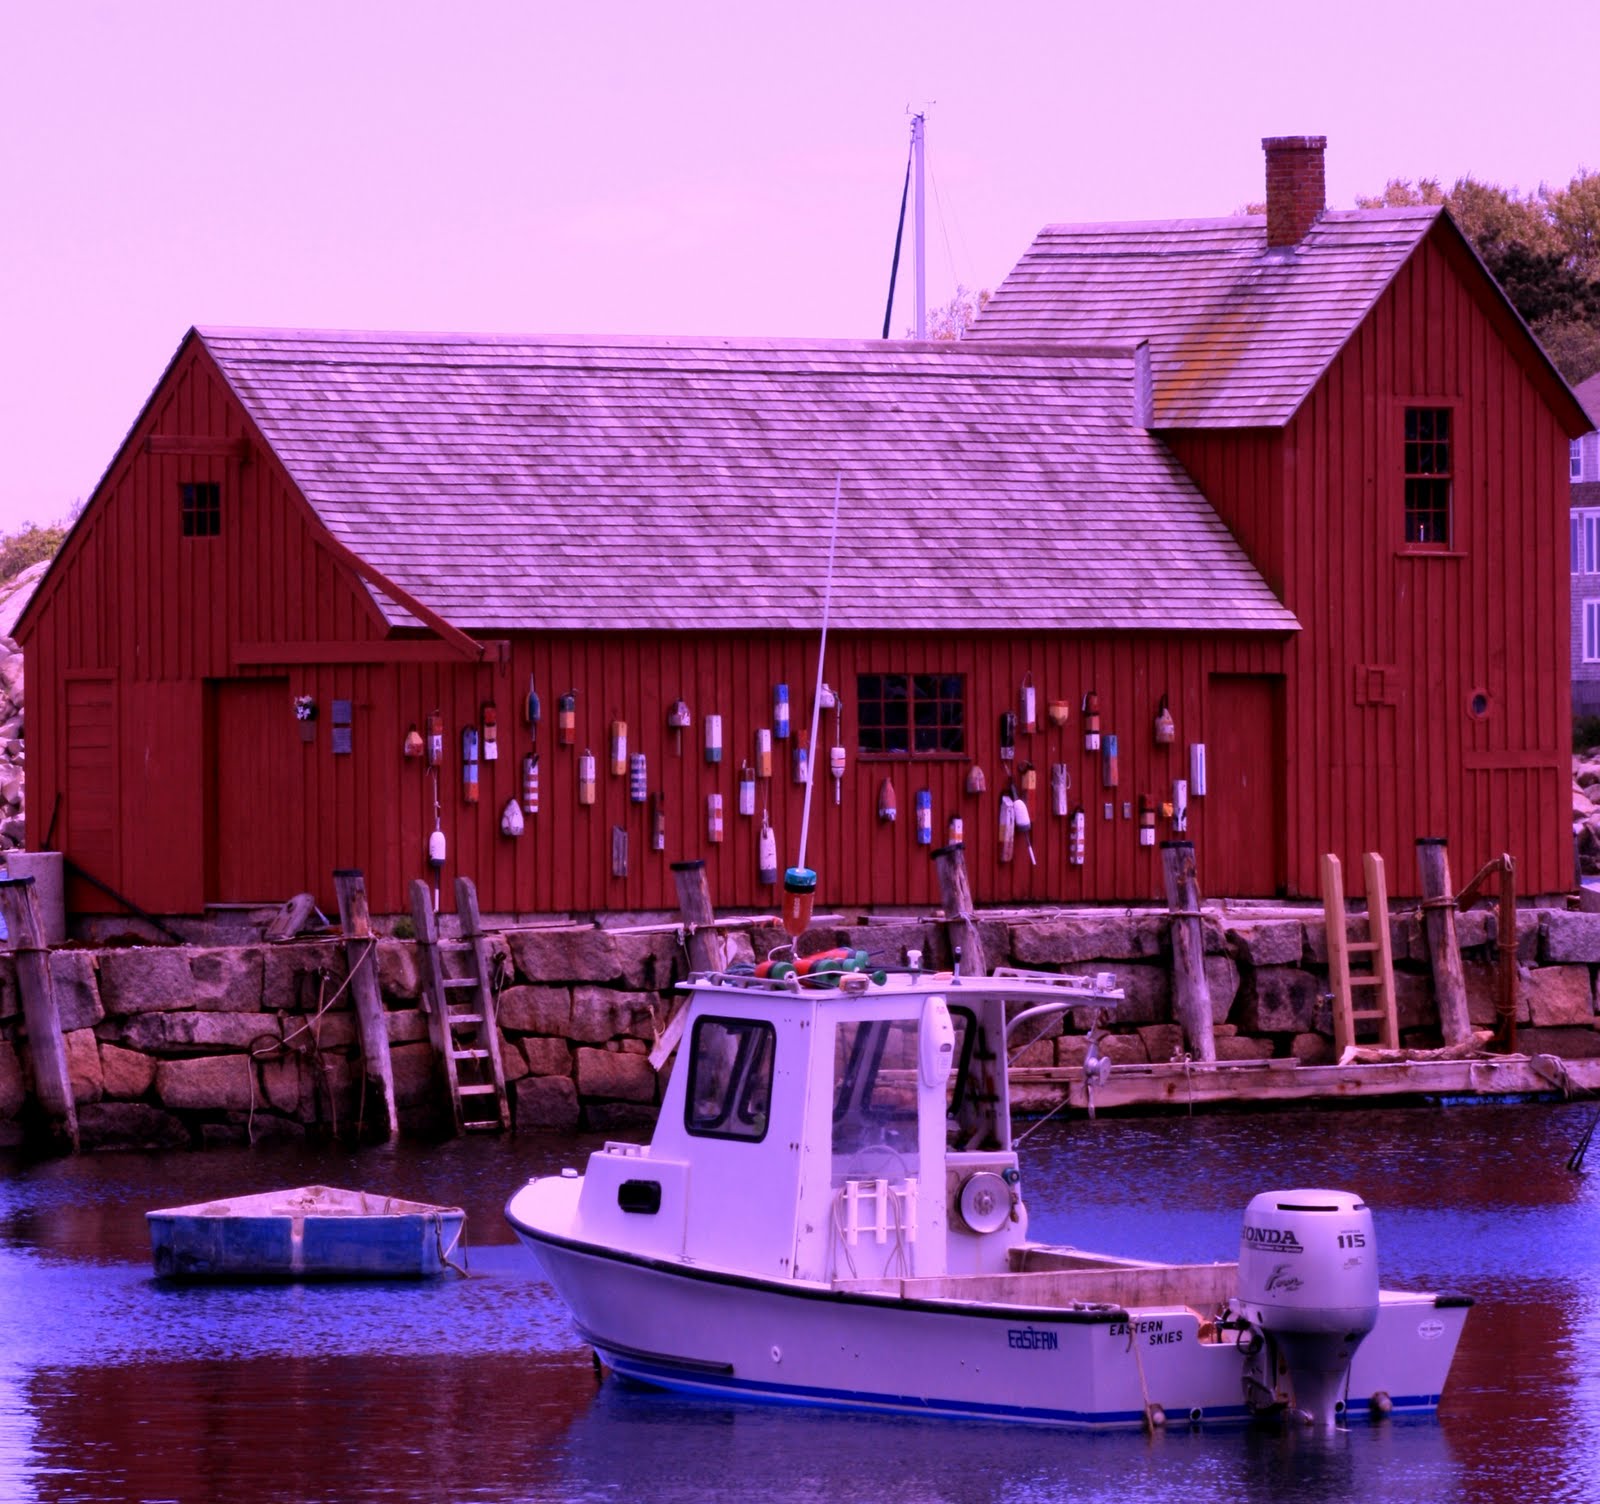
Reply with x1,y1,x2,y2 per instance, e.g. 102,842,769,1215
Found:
196,329,1297,636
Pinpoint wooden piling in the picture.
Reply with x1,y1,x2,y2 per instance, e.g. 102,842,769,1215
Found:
1160,841,1215,1063
932,844,987,976
1416,838,1473,1046
651,861,727,1070
332,869,398,1141
0,876,78,1152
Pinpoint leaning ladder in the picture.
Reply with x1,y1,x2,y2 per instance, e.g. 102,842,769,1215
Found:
1323,852,1400,1057
409,876,511,1134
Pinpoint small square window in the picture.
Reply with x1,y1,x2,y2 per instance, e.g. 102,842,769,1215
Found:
685,1016,775,1141
857,673,965,755
1403,408,1452,546
181,481,221,538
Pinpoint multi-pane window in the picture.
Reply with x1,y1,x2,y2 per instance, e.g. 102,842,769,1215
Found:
1573,511,1600,573
857,673,965,755
1575,442,1585,482
180,481,221,538
1403,408,1452,546
685,1016,775,1142
1586,602,1600,664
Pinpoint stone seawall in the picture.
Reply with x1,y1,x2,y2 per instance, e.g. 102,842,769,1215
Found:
2,905,1598,1151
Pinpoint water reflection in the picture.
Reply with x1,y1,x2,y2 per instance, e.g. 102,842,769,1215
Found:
0,1103,1596,1502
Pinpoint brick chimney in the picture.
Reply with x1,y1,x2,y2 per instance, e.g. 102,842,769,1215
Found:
1262,135,1327,248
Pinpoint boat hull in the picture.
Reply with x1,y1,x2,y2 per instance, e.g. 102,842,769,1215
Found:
508,1190,1467,1429
149,1185,466,1281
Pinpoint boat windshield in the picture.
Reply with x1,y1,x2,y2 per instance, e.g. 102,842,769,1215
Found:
830,1010,974,1180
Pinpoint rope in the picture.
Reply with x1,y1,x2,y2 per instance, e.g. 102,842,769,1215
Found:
1125,1320,1158,1432
433,1213,472,1278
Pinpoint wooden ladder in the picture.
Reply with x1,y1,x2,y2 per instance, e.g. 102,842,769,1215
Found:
409,876,511,1134
1323,853,1400,1057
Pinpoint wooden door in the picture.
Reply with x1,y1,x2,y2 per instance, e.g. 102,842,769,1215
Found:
208,678,308,902
1203,675,1285,898
63,674,120,900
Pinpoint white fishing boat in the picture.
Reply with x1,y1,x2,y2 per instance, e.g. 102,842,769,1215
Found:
506,960,1471,1430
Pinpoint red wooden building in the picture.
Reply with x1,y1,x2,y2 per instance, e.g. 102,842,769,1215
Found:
18,137,1593,918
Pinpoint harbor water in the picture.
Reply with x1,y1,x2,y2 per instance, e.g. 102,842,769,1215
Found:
2,1101,1598,1503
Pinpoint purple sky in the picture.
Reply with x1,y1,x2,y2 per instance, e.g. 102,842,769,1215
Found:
2,1,1591,534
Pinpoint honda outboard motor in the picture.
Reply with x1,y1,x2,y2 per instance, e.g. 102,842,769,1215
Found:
1236,1189,1380,1427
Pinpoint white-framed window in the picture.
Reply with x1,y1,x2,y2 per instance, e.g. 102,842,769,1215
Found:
1575,441,1585,482
1586,601,1600,663
1573,510,1600,573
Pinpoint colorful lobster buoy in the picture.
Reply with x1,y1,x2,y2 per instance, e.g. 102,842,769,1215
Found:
1189,743,1207,797
947,814,964,845
1068,805,1086,865
755,728,773,780
878,775,897,823
1139,794,1156,847
1154,694,1175,746
738,761,756,817
558,690,577,747
793,733,809,786
1047,699,1071,729
525,676,541,737
1019,760,1037,795
651,792,667,851
998,792,1016,863
629,752,647,803
403,724,424,759
818,681,837,709
966,764,986,795
782,865,817,938
578,748,596,805
426,709,444,766
999,710,1016,762
1102,733,1120,788
1012,783,1036,865
522,752,540,815
1051,762,1070,817
1083,691,1101,752
667,698,691,755
915,789,933,845
758,810,778,885
707,791,724,843
500,797,524,838
1173,777,1189,832
461,727,480,804
612,826,629,879
774,683,790,740
1020,673,1037,735
830,740,847,804
482,703,498,762
609,720,628,777
705,713,723,764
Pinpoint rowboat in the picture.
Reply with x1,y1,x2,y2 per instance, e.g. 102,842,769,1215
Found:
149,1184,466,1280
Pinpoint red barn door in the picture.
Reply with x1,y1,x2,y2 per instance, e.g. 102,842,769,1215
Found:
207,678,308,903
1204,675,1285,897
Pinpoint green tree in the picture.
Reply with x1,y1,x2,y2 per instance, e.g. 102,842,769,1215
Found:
914,285,992,341
0,513,74,584
1344,171,1600,384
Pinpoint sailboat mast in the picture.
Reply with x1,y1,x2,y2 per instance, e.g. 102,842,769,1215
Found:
912,112,927,339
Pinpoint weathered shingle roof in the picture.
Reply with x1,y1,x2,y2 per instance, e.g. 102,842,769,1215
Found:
198,328,1296,635
969,208,1440,427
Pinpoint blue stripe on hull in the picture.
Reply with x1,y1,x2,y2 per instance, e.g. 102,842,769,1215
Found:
600,1349,1441,1430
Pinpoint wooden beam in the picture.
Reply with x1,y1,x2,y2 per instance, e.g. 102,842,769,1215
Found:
232,639,512,667
145,435,253,459
0,878,78,1153
332,870,398,1142
932,844,987,976
1416,838,1473,1046
1161,841,1215,1063
650,861,726,1071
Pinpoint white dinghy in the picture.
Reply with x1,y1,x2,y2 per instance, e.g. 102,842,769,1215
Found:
506,962,1470,1430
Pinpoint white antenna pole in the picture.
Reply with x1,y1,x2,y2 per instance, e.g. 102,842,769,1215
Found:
912,112,927,339
796,474,842,873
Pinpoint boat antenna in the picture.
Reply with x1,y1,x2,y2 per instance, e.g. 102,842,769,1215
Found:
782,474,842,939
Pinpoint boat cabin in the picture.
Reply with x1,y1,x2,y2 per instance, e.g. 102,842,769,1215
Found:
567,969,1122,1285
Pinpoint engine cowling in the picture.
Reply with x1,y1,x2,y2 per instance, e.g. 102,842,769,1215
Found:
1237,1188,1380,1425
